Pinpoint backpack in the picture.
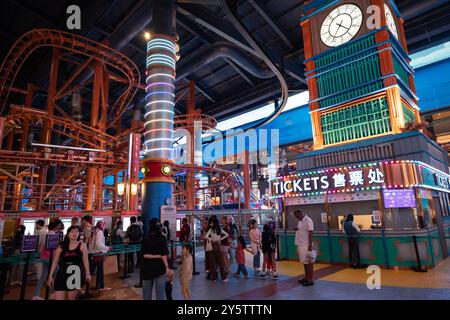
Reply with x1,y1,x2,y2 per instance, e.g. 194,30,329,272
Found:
112,227,123,244
128,224,143,243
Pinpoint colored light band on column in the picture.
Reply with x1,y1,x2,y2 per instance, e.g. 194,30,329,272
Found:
146,60,175,69
146,54,176,64
144,129,173,135
145,92,176,100
146,74,175,82
145,100,175,107
144,110,174,118
144,119,175,126
143,147,173,154
146,82,175,91
147,39,176,52
144,138,173,144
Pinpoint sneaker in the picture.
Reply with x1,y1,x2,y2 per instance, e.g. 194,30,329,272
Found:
99,287,112,291
272,273,278,280
233,273,240,278
259,272,266,279
297,278,307,284
32,296,44,300
222,278,228,283
302,281,314,287
244,275,249,279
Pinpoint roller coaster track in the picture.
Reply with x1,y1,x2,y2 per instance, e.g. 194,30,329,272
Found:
5,108,118,150
0,29,141,128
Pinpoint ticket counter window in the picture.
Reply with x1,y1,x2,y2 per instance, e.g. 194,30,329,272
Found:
61,218,72,235
330,200,379,231
23,219,36,235
122,217,131,233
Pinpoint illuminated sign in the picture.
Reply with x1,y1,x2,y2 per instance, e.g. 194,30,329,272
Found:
271,166,384,197
270,160,450,199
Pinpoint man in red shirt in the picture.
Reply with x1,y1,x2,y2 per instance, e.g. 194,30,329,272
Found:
179,218,191,243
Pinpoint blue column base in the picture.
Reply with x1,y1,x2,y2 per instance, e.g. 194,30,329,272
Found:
141,181,173,235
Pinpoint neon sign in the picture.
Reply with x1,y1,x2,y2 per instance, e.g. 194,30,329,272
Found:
270,160,450,199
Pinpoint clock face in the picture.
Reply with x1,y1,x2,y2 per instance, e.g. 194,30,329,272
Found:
384,4,398,40
320,4,363,47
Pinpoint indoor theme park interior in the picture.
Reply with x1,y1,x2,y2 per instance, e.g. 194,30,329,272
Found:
0,0,450,303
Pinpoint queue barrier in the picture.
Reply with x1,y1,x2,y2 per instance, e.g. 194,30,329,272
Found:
0,240,198,300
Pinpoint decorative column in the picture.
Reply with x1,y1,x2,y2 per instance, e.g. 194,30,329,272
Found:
141,0,176,234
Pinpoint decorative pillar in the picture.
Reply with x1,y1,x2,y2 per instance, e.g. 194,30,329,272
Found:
141,0,176,234
0,117,5,149
129,133,141,211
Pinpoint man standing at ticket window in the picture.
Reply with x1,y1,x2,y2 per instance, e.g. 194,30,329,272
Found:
294,210,314,286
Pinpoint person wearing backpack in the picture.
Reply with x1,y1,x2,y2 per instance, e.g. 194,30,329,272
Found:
126,216,143,273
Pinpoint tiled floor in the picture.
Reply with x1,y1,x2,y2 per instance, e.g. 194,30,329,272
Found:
3,252,450,300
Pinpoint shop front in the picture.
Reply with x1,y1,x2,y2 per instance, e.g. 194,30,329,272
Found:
272,160,450,268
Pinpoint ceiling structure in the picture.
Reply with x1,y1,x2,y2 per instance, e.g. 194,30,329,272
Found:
0,0,449,134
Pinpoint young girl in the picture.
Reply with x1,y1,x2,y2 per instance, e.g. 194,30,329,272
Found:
233,236,249,279
180,244,193,300
248,219,261,275
47,226,91,300
261,224,278,280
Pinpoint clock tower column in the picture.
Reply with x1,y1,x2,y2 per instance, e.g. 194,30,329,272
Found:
300,0,420,150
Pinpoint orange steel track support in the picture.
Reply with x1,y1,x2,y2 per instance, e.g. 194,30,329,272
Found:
0,29,140,128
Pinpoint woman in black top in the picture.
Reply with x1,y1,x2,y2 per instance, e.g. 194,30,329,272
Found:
141,218,173,300
47,226,91,300
261,224,278,279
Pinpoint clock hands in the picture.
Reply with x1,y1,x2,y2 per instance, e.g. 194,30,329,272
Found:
334,19,350,37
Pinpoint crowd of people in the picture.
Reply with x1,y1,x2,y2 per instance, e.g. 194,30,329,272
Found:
1,209,323,300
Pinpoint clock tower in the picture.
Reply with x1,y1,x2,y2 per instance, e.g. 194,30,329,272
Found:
300,0,420,150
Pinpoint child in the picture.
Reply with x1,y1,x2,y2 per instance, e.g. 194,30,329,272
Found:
180,244,193,300
233,236,249,279
248,219,261,275
261,224,278,280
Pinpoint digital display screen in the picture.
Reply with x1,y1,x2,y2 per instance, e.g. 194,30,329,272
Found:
383,189,416,208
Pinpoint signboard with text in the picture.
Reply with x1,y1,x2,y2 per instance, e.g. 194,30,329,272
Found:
160,205,177,232
270,161,450,199
45,233,62,251
21,235,39,253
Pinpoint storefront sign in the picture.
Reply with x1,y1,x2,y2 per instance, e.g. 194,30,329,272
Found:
271,166,384,197
270,160,450,199
21,235,39,253
434,173,450,189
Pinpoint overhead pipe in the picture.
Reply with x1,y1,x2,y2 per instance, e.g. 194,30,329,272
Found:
76,1,153,86
401,0,449,21
218,0,289,130
176,42,274,82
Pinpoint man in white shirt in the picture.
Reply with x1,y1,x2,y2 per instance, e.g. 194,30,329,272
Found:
342,214,361,268
294,210,314,286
